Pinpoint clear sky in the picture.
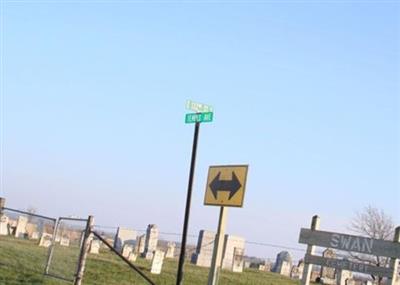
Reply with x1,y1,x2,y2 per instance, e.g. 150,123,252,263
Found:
1,0,399,259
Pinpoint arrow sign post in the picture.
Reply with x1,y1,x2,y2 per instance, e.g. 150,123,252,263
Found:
204,165,249,285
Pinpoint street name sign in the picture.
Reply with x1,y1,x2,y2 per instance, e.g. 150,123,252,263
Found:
299,228,400,258
204,165,248,207
185,112,213,124
186,100,213,113
304,254,393,278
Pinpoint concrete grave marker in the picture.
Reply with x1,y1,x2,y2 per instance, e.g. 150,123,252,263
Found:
15,216,28,238
150,250,165,274
165,242,176,258
143,224,159,260
135,234,146,254
0,215,9,235
122,244,134,258
191,230,216,268
39,233,53,248
128,252,138,262
114,227,137,253
221,235,245,270
273,251,292,277
232,247,244,273
90,240,101,254
60,236,70,247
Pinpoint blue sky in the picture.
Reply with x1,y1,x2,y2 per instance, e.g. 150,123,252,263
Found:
1,1,399,259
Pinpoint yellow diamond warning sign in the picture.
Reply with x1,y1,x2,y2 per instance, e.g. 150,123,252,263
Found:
204,165,248,207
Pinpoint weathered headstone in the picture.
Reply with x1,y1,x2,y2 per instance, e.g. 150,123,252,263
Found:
273,251,293,277
31,232,40,240
291,260,304,279
150,250,165,274
122,244,134,258
191,230,216,267
60,236,70,247
165,242,176,258
128,252,138,262
135,234,146,254
337,269,353,285
15,216,28,238
232,247,244,273
25,223,38,239
221,235,246,270
0,215,9,235
143,224,159,259
90,240,101,254
39,233,53,248
320,249,336,280
114,227,137,253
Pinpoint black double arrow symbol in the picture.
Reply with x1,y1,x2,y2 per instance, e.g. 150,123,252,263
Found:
209,171,242,200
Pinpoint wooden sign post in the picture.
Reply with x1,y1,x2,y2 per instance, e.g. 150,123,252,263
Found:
299,217,400,285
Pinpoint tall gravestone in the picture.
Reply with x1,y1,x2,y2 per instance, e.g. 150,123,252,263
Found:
232,247,244,273
191,230,216,267
114,227,137,253
273,251,293,277
122,244,134,258
291,260,305,279
135,234,146,254
221,235,246,270
0,215,9,235
15,216,28,238
90,240,101,254
39,233,53,248
143,224,159,259
150,250,165,274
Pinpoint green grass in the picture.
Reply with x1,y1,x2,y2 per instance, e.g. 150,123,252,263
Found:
0,236,301,285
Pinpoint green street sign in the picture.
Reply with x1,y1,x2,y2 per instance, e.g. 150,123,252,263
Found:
185,112,213,124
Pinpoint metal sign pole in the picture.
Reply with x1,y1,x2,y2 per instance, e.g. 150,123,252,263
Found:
176,121,200,285
208,206,228,285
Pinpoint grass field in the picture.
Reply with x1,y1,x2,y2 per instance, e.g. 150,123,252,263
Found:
0,235,302,285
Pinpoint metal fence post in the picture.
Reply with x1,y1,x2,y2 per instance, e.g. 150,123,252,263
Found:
74,215,94,285
301,215,320,285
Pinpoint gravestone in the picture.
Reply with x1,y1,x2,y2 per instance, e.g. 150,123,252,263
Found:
114,227,137,253
122,244,134,258
128,252,138,262
60,236,70,247
135,234,146,254
191,230,216,267
150,250,165,274
232,247,244,273
39,233,53,248
337,269,353,285
90,240,101,254
290,260,304,279
320,249,336,279
165,242,176,258
143,224,159,259
273,251,292,277
221,235,246,270
31,232,40,240
0,215,9,235
15,216,28,238
244,261,251,268
259,264,266,271
25,223,38,239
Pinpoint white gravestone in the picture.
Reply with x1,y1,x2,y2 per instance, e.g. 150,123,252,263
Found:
150,250,165,274
90,240,101,254
39,233,53,248
0,215,9,236
191,230,216,267
136,234,146,254
122,244,134,258
232,247,244,273
114,227,137,253
60,237,70,247
128,252,138,262
31,232,40,240
221,235,246,270
143,224,159,260
15,216,28,238
165,242,176,258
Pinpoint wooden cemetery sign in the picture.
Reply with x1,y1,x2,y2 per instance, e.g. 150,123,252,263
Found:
298,215,400,285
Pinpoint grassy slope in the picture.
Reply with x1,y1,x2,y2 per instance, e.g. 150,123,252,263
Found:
0,236,301,285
